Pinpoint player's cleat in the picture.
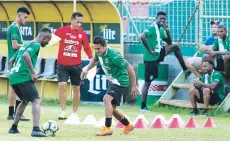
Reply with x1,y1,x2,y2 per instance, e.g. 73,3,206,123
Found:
7,115,14,120
8,128,20,134
96,126,113,136
20,116,30,121
190,111,199,116
140,107,151,112
200,110,208,116
31,129,47,137
58,111,67,120
121,124,134,135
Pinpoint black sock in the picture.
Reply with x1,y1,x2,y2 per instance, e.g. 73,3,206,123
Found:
105,118,112,128
193,108,198,114
33,126,40,131
15,100,21,113
11,124,18,130
120,117,129,126
9,106,14,116
141,102,146,109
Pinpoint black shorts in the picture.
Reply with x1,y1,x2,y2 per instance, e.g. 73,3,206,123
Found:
57,64,82,86
197,88,222,105
215,57,225,71
144,47,165,83
11,81,39,102
106,84,129,106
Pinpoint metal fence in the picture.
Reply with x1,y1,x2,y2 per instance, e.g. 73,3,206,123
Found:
115,0,230,50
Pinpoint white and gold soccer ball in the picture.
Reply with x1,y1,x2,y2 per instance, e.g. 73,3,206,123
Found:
42,120,59,137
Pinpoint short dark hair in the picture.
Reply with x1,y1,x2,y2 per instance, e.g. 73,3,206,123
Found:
202,60,214,66
17,7,30,15
39,27,52,34
71,12,83,19
93,36,106,46
218,24,227,31
156,11,166,17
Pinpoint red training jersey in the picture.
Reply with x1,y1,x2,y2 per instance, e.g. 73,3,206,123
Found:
55,25,93,66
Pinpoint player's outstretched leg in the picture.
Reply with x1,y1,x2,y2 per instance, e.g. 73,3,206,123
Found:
8,101,28,134
96,94,113,136
113,107,134,135
31,99,46,137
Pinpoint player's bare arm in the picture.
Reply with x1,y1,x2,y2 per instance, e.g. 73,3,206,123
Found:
140,33,155,56
23,52,37,81
162,23,172,45
210,50,230,57
81,58,98,79
127,64,139,97
12,40,22,50
193,80,218,90
200,44,213,53
9,57,16,70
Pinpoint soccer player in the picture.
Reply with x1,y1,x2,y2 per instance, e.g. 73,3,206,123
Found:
82,36,139,136
210,25,230,80
7,6,30,121
140,11,187,111
189,60,225,116
8,28,52,137
185,20,220,78
54,12,93,120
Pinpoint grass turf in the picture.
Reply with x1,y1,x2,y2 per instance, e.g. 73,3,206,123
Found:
0,96,229,141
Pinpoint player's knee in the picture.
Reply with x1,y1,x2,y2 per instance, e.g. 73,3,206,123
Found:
33,99,41,105
72,86,80,93
172,44,179,50
189,88,197,96
59,82,67,90
203,88,211,94
103,95,113,103
22,100,29,105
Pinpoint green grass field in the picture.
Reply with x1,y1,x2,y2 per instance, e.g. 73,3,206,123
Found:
0,96,230,141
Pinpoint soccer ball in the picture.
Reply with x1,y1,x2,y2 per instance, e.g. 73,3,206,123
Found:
42,120,59,137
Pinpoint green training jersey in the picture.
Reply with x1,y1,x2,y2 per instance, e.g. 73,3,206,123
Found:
9,40,40,85
143,24,167,61
7,22,23,60
200,70,225,100
94,47,129,87
212,34,230,51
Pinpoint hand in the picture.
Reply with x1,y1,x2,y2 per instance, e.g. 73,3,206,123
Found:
150,50,155,56
80,70,88,80
199,44,206,51
162,23,169,31
131,85,140,97
210,51,217,57
193,80,201,85
31,73,37,82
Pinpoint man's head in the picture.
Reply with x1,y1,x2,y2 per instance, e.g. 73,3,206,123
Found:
16,7,30,25
37,28,52,47
71,12,83,29
155,11,166,26
217,24,227,39
210,20,220,35
201,60,214,73
93,36,107,56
